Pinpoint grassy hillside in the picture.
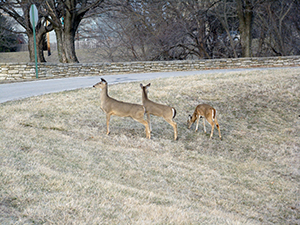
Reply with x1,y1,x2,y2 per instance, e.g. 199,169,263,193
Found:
0,68,299,224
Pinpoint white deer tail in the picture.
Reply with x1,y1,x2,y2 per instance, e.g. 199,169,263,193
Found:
212,109,215,121
172,108,177,119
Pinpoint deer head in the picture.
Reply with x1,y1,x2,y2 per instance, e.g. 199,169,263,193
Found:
93,78,107,89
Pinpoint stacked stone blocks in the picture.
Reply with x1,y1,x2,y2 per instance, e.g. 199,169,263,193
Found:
0,56,299,82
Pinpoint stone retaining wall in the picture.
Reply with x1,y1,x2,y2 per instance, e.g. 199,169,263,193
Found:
0,56,299,82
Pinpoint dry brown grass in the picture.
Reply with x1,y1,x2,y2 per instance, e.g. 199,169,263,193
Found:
0,68,299,224
0,49,111,63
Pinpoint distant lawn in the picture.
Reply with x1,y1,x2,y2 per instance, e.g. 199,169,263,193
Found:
0,48,111,63
0,68,299,224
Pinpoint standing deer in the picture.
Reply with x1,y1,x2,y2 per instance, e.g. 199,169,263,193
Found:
140,83,178,140
93,78,151,139
187,104,222,139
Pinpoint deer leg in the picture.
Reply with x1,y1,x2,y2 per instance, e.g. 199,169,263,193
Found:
134,117,151,139
165,118,178,140
195,115,200,132
214,117,222,140
147,113,152,132
206,117,215,138
172,121,178,140
106,114,111,135
146,124,151,139
210,123,215,138
142,120,151,139
202,117,206,133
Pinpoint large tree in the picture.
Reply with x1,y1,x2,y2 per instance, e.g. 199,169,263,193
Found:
41,0,104,63
0,0,53,62
0,0,104,63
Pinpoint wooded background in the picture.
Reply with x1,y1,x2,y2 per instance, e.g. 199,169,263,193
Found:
0,0,299,63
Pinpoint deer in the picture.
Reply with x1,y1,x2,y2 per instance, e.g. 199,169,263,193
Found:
93,78,151,139
187,104,222,140
140,83,178,140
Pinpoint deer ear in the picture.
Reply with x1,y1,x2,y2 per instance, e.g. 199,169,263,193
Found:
101,78,107,83
147,83,151,87
140,83,143,88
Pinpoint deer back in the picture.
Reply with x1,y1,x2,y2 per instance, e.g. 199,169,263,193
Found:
144,98,174,117
104,96,145,118
196,104,215,119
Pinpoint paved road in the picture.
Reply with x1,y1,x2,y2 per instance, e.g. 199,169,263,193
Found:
0,67,296,103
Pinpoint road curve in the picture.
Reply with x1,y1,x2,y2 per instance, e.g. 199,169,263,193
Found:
0,67,297,103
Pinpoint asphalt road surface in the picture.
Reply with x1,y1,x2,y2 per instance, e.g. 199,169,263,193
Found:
0,67,296,103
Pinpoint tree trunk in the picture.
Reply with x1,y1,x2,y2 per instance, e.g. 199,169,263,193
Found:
37,33,46,62
28,31,46,62
63,29,79,63
236,0,253,57
28,33,35,62
63,2,81,63
55,29,68,63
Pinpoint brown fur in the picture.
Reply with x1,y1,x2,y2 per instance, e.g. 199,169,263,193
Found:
93,78,150,139
140,83,178,140
187,104,222,139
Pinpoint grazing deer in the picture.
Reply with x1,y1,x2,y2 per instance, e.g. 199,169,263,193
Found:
93,78,151,139
187,104,222,140
140,83,178,140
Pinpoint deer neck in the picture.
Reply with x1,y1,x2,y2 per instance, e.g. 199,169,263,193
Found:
100,85,109,107
142,88,149,104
